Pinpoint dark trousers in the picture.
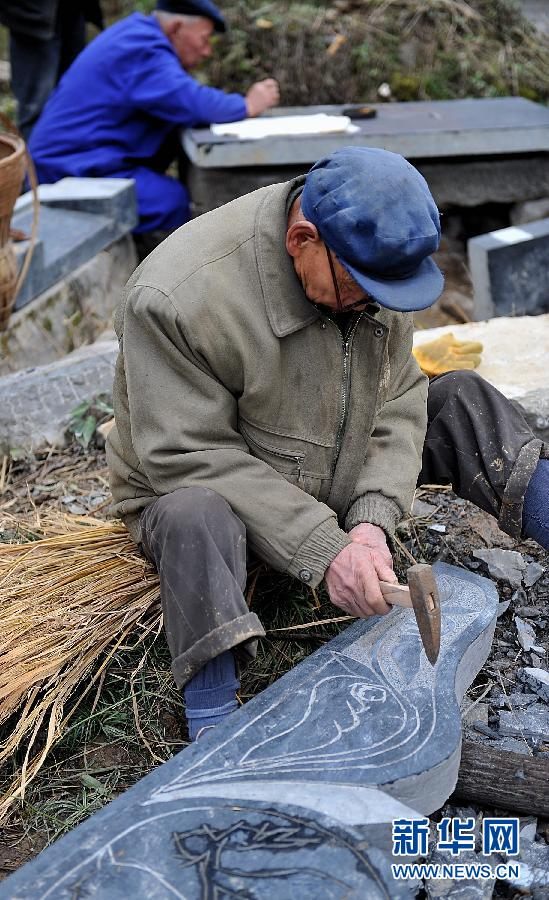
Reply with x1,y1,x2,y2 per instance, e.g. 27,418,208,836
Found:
140,371,545,688
10,1,87,140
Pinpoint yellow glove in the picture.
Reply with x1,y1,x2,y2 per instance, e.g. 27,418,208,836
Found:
413,332,483,378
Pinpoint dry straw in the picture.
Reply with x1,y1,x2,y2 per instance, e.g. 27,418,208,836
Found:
0,513,160,821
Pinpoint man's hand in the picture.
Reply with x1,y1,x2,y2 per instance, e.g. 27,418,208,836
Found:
245,78,280,117
325,524,396,618
412,332,483,378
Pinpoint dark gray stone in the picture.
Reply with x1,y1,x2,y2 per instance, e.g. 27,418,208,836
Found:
187,155,549,218
183,98,549,168
0,564,498,899
420,155,549,208
473,549,526,587
468,217,549,319
524,562,546,588
519,667,549,703
497,839,549,893
498,703,549,741
15,177,137,225
506,692,540,709
515,616,544,654
12,178,137,310
411,498,438,518
426,845,496,899
185,100,549,216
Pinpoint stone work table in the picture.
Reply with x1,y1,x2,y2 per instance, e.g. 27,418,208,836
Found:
1,563,498,899
183,98,549,215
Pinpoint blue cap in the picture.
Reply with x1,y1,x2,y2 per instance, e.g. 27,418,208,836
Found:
156,0,226,33
301,147,444,312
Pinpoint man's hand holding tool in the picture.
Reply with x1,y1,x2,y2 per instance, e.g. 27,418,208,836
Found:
325,523,396,618
326,524,441,664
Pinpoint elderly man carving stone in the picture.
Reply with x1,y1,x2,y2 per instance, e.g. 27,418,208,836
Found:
107,147,549,740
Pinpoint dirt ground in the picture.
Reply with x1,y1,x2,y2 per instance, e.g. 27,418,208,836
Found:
0,442,547,892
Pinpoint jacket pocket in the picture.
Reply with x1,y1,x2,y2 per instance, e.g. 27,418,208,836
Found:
239,419,336,503
239,420,305,480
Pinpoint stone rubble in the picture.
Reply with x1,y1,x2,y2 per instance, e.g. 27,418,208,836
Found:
515,616,545,654
425,809,496,900
519,667,549,703
497,839,549,895
498,703,549,742
473,548,526,588
524,562,546,588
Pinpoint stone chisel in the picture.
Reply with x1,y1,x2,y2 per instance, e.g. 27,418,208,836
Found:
379,563,441,665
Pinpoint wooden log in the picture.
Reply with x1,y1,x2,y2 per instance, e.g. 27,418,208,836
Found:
452,740,549,817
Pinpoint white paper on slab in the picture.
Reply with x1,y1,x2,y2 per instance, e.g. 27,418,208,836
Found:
210,114,360,141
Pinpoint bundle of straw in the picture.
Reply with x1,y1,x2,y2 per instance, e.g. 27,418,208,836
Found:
0,513,160,821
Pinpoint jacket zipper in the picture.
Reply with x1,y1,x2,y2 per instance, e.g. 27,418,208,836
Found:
240,423,305,478
325,314,362,474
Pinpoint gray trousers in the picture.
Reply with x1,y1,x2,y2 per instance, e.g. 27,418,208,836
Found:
139,371,545,688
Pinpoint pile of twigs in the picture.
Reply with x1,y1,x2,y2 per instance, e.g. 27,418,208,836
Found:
0,514,160,821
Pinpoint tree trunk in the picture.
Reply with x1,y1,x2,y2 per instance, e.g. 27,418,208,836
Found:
452,740,549,817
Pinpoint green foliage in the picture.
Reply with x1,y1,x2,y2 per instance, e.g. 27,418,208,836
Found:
67,395,113,449
200,0,549,105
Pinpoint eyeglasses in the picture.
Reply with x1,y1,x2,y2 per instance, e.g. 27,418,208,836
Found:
325,245,370,313
325,244,344,312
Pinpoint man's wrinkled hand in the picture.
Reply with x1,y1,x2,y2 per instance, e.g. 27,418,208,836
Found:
245,78,280,117
413,332,483,378
325,529,394,618
347,522,395,578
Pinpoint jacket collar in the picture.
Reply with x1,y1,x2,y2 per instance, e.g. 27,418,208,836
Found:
255,178,321,338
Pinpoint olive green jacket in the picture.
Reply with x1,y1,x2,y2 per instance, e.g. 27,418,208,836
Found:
107,178,428,588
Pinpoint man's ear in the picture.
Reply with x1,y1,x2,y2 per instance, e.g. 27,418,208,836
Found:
168,17,183,40
286,221,320,258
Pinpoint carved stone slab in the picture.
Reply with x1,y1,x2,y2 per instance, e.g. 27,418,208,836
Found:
0,563,498,899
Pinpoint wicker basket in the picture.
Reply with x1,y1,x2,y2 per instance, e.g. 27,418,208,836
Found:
0,117,38,332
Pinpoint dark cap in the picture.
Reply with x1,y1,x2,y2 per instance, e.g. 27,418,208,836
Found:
156,0,226,33
301,147,444,312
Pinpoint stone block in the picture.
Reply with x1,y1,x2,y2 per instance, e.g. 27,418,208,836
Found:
14,177,137,228
12,177,137,309
413,315,549,443
188,156,549,218
498,703,549,741
468,218,549,319
419,155,549,208
184,98,549,168
0,340,118,452
0,563,498,898
511,196,549,225
0,236,135,377
518,667,549,703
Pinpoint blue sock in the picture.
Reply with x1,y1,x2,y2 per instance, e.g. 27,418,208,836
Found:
522,458,549,550
184,650,239,741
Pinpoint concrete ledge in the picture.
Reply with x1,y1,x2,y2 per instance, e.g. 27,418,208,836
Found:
0,340,118,452
0,235,135,376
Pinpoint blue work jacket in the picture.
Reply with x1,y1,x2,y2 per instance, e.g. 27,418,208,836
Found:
29,13,247,185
